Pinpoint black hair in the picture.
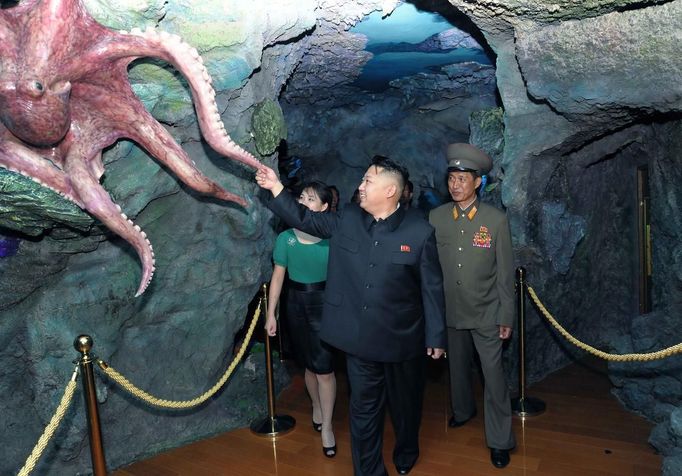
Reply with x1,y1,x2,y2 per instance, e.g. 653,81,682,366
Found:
300,181,333,212
370,155,409,193
350,189,360,204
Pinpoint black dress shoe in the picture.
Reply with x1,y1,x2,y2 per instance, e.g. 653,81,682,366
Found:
312,419,322,432
395,463,414,475
448,409,477,428
490,448,510,468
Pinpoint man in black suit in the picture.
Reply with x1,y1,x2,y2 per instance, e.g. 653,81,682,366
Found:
256,156,447,476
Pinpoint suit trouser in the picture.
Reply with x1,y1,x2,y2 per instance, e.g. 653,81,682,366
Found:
448,326,515,450
346,354,426,476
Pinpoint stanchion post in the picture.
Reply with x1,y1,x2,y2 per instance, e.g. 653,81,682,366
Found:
250,283,296,437
263,283,277,420
511,267,546,418
74,335,108,476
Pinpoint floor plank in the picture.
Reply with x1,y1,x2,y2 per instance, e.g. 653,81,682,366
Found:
113,357,661,475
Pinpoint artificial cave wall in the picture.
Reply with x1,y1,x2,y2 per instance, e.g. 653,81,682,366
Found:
1,0,681,475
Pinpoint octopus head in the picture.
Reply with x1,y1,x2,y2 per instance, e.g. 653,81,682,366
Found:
0,77,72,146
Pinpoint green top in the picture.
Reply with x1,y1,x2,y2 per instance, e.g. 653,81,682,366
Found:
273,229,329,283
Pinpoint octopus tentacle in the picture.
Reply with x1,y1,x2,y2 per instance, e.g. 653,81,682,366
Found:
64,150,155,297
69,27,264,171
70,76,249,207
138,28,264,171
0,140,83,207
127,117,249,207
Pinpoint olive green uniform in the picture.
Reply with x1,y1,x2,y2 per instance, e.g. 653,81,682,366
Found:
429,199,516,450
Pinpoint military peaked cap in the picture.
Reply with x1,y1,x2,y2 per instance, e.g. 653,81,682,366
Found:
446,143,492,176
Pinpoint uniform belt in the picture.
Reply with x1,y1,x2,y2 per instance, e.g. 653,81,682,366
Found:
289,280,326,291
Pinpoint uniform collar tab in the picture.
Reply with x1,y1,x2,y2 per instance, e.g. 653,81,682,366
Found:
452,200,479,221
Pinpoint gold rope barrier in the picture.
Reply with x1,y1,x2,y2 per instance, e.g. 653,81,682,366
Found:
17,367,79,476
527,286,682,362
97,302,261,409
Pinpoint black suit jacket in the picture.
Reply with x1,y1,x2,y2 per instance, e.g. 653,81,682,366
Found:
268,192,447,362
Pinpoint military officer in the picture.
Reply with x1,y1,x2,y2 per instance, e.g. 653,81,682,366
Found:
429,143,516,469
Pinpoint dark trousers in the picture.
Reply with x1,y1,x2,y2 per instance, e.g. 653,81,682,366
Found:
448,326,515,450
346,354,426,476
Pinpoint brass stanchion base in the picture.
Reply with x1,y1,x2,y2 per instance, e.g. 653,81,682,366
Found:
250,415,296,438
512,396,546,418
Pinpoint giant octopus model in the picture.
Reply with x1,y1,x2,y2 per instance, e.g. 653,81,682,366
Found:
0,0,265,296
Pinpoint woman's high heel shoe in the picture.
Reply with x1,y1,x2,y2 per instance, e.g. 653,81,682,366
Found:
321,427,336,458
322,444,337,458
312,419,322,432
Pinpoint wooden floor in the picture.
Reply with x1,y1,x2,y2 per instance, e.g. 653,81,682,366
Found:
114,358,661,475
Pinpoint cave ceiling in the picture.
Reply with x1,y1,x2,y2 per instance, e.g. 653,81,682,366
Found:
283,1,495,106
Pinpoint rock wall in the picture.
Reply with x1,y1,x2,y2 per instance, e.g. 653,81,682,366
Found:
609,120,682,472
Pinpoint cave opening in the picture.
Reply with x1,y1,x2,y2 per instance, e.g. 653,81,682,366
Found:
278,0,498,213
